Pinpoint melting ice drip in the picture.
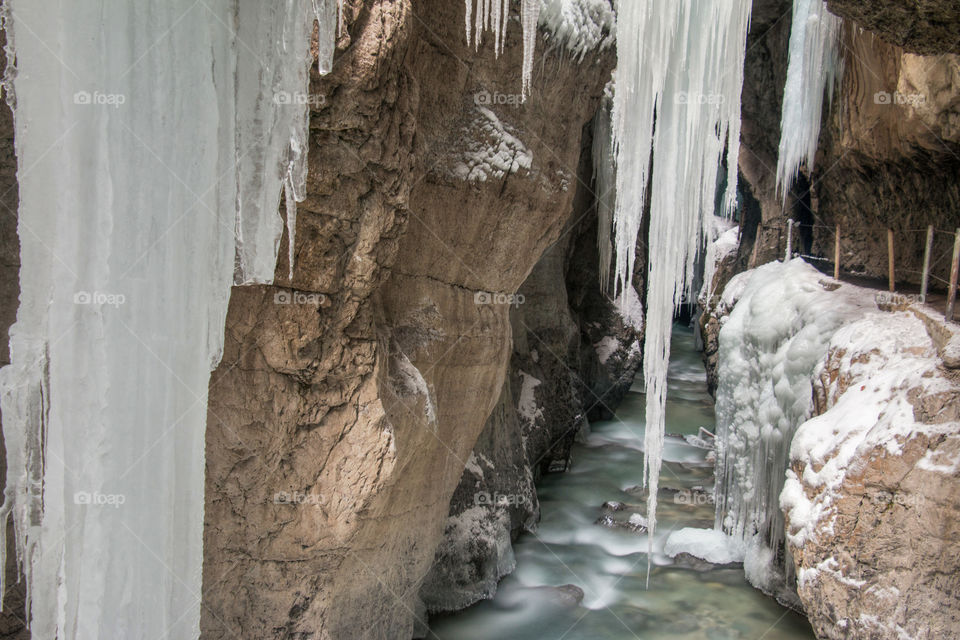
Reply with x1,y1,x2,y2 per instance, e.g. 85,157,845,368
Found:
775,0,842,201
465,0,542,100
609,0,751,578
0,1,333,637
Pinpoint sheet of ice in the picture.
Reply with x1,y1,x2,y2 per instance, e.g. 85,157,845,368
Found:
518,371,544,425
593,96,616,293
0,1,320,637
615,285,644,332
713,259,873,593
775,0,842,200
610,0,752,579
664,527,746,565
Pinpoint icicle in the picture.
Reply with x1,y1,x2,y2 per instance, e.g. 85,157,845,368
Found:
0,0,323,636
314,0,341,75
520,0,541,101
775,0,842,202
464,0,541,99
610,0,752,584
593,95,616,293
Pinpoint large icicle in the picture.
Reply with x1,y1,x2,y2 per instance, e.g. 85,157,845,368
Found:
0,0,320,637
610,0,751,579
775,0,842,201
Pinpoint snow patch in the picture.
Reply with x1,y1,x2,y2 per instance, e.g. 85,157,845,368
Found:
538,0,616,59
664,528,746,565
453,106,533,182
517,371,543,425
615,286,644,332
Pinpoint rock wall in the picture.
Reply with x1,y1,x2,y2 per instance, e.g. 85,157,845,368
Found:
199,1,614,638
783,307,960,639
419,123,643,617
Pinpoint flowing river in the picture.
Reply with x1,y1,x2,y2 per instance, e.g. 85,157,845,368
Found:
430,325,815,639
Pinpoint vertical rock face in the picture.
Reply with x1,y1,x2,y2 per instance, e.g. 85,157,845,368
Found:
419,128,643,616
783,309,960,640
200,1,614,638
826,0,960,56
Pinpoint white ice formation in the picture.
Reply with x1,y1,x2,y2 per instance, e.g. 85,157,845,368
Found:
0,1,333,637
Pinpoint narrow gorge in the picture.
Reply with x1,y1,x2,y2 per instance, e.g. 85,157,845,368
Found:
0,1,958,639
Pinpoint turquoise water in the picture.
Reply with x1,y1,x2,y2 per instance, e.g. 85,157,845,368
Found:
429,326,815,640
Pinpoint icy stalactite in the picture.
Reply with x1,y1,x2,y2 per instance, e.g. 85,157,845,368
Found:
464,0,541,101
520,0,541,101
0,0,321,637
592,95,616,293
538,0,616,60
235,1,318,284
775,0,842,201
313,0,344,75
610,0,752,579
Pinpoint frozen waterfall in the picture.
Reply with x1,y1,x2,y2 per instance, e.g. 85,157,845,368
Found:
775,0,842,201
0,1,331,637
609,0,751,576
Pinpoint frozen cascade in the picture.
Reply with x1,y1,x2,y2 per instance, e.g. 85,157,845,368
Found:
712,260,870,598
465,0,541,100
610,0,751,577
775,0,842,201
0,0,328,637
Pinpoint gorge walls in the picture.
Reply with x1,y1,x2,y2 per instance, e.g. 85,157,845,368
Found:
199,1,615,637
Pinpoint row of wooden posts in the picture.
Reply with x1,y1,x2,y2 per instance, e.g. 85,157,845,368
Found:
784,220,960,321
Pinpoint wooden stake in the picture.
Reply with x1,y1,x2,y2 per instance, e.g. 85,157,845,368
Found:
921,225,934,304
947,229,960,321
785,219,793,262
834,224,841,280
887,229,895,293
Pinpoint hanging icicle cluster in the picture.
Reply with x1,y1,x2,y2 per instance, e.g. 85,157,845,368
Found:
465,0,542,100
609,0,752,579
0,1,334,636
775,0,843,201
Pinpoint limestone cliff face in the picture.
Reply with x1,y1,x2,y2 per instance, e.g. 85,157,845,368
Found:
784,308,960,640
199,1,613,638
826,0,960,56
419,130,642,617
